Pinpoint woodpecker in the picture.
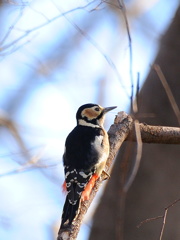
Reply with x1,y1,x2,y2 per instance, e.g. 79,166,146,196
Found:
59,103,117,231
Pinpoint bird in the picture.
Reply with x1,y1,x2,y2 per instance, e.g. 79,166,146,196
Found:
59,103,117,231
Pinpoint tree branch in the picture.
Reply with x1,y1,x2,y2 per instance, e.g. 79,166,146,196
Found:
57,112,180,239
127,122,180,144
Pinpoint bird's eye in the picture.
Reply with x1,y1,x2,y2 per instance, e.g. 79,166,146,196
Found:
95,107,100,112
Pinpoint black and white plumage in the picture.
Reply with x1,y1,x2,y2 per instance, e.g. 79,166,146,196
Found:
59,103,117,231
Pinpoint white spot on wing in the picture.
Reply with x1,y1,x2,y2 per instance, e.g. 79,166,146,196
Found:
69,199,77,205
65,171,70,178
77,182,86,188
79,171,92,178
66,182,71,188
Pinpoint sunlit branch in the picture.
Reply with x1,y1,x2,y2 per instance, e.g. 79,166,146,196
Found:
126,122,180,144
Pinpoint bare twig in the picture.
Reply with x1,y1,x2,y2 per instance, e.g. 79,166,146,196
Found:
137,215,164,228
124,119,142,192
0,5,26,46
137,198,180,240
159,209,167,240
0,113,30,161
153,64,180,126
117,0,134,110
0,1,98,53
0,149,58,178
52,2,129,96
159,198,180,240
0,160,58,178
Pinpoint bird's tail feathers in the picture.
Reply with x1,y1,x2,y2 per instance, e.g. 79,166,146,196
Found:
60,195,81,231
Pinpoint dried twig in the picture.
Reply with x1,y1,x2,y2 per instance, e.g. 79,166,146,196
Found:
52,2,129,96
115,0,142,196
137,198,180,240
137,215,163,229
153,64,180,126
0,148,58,178
0,5,25,46
159,199,180,240
117,0,134,110
124,119,142,192
0,113,30,161
0,1,98,54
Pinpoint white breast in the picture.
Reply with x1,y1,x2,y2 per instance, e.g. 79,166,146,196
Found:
93,135,103,150
92,135,109,163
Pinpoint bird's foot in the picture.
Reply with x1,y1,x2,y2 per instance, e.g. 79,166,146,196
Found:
102,170,110,180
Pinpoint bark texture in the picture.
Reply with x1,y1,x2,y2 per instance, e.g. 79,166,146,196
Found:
127,124,180,144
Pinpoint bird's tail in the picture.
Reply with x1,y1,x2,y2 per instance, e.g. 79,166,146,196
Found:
59,195,81,231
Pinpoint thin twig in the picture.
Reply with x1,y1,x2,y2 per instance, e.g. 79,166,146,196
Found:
153,64,180,126
117,0,134,110
0,114,31,161
0,1,98,52
134,72,140,113
0,149,59,178
124,119,142,191
52,2,129,96
0,5,26,45
137,198,180,240
137,215,163,228
159,209,168,240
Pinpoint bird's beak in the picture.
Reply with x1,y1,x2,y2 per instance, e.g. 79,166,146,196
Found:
103,106,117,114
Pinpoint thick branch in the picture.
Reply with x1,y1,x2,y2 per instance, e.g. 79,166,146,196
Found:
57,112,180,239
127,123,180,145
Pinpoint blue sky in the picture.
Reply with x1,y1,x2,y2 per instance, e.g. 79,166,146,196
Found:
0,0,179,239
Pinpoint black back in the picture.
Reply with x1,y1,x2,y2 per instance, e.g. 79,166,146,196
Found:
63,125,104,171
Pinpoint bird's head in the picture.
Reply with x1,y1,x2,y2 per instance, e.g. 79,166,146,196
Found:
76,103,117,127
